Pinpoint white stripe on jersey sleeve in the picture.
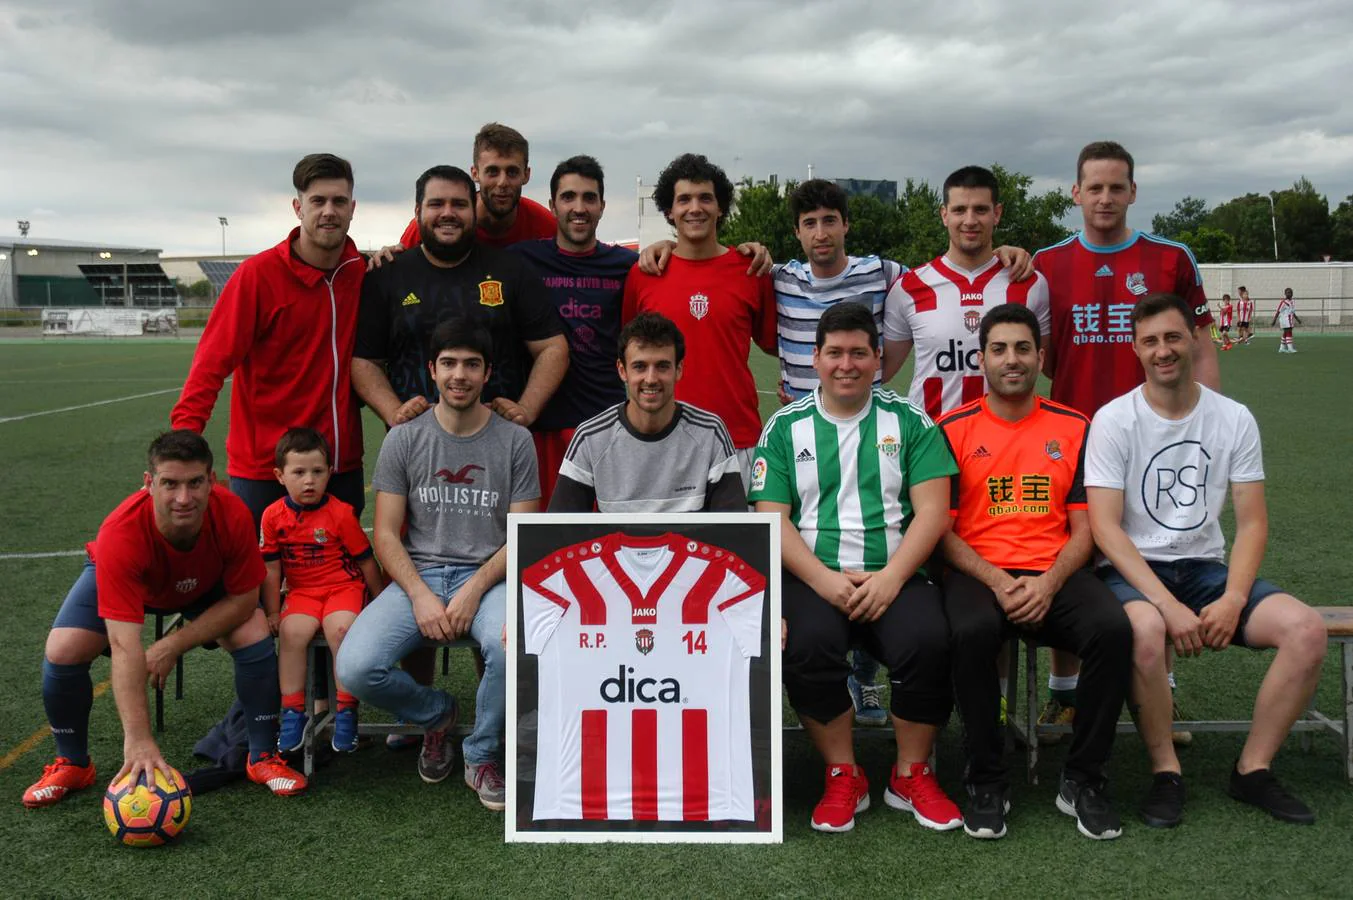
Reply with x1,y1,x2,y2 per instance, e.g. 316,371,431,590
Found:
522,567,571,655
717,570,765,660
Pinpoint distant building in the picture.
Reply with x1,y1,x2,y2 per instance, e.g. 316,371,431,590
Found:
834,178,898,205
0,236,175,309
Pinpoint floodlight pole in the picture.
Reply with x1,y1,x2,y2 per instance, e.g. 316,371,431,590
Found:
1267,195,1278,260
219,216,229,256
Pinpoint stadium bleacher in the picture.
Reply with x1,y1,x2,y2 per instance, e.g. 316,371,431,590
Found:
198,260,240,294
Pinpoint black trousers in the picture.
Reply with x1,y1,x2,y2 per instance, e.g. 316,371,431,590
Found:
944,568,1132,790
782,571,951,727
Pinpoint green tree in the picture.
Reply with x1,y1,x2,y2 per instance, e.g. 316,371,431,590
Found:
843,193,906,261
990,164,1073,252
1206,193,1275,261
719,179,799,263
1176,226,1236,263
1273,177,1332,261
1152,196,1210,241
1330,194,1353,261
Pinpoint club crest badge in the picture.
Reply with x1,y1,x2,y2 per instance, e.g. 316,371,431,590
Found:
635,628,655,655
877,435,901,458
1045,440,1063,461
313,527,328,544
478,279,504,307
964,309,982,333
689,292,709,320
1125,272,1148,296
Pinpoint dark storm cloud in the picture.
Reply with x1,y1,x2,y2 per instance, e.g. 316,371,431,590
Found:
2,0,1350,254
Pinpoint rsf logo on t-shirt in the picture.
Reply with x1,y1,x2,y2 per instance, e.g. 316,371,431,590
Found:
1142,440,1212,531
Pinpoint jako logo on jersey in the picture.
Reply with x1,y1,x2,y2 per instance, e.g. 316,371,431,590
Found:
1045,440,1063,461
877,435,900,458
689,293,709,320
936,339,981,372
478,279,504,307
175,578,198,593
401,292,420,307
635,628,654,655
963,309,982,333
1125,272,1148,296
313,527,328,544
435,465,484,484
600,665,681,704
559,298,604,319
959,291,985,306
1095,265,1113,277
632,607,658,618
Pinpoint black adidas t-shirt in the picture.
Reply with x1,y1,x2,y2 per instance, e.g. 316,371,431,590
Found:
355,244,562,404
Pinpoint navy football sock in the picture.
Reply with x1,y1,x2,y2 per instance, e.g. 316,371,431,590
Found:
42,660,93,766
230,638,280,763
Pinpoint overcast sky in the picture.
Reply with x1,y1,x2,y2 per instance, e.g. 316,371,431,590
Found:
3,0,1351,257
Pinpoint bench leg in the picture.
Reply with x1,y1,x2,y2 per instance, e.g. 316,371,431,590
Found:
303,641,317,778
1026,640,1039,785
1344,642,1353,783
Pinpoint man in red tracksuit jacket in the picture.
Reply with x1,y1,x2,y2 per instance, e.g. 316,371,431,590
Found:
173,153,368,526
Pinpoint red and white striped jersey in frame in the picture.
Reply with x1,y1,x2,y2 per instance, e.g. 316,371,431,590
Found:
521,532,765,822
883,255,1050,419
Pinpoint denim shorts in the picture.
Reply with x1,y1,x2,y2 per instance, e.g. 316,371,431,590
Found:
1098,558,1284,649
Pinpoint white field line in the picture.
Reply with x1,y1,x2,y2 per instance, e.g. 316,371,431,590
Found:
1,525,375,561
0,386,182,424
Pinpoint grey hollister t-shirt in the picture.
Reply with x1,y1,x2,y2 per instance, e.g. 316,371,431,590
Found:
372,409,539,568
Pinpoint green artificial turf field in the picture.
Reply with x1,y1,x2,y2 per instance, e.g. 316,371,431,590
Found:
0,333,1350,898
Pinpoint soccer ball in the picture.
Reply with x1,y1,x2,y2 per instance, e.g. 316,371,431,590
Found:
102,767,192,847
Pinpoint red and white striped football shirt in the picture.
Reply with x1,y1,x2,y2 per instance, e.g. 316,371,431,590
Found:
883,255,1050,419
522,532,765,822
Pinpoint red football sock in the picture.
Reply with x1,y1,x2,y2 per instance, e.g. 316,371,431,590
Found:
336,691,358,711
282,691,305,711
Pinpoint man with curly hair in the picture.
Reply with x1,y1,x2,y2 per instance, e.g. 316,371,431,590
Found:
622,153,778,488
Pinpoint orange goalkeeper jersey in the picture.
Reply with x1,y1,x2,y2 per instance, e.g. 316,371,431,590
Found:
938,396,1090,572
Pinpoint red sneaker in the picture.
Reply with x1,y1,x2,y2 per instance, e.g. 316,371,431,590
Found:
811,764,870,833
22,757,96,808
885,761,962,830
246,752,308,796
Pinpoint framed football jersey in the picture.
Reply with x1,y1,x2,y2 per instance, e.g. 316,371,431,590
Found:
506,513,782,843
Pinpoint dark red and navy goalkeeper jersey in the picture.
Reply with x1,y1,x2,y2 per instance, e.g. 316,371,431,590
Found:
1034,230,1211,417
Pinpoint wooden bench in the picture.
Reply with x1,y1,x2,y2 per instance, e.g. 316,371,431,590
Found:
300,636,476,777
1006,606,1353,784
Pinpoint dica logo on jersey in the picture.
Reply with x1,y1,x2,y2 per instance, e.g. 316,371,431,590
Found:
936,339,981,373
599,665,681,704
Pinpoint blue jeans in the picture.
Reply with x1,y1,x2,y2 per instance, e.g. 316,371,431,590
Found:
336,565,506,765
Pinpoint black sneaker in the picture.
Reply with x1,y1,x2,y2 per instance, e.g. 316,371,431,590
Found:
963,785,1009,839
1139,771,1185,828
1056,774,1122,840
1228,765,1315,824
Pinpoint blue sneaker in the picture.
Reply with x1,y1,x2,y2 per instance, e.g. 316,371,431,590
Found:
278,707,308,753
847,674,888,726
332,707,359,753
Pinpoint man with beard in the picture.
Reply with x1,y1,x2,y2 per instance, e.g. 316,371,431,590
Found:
339,318,539,808
397,123,556,250
352,165,567,431
938,304,1131,841
511,155,636,505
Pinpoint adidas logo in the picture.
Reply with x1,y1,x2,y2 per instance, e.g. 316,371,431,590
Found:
972,446,991,459
795,447,816,463
1094,265,1113,277
401,292,420,306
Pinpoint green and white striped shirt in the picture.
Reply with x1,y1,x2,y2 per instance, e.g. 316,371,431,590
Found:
748,386,956,572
